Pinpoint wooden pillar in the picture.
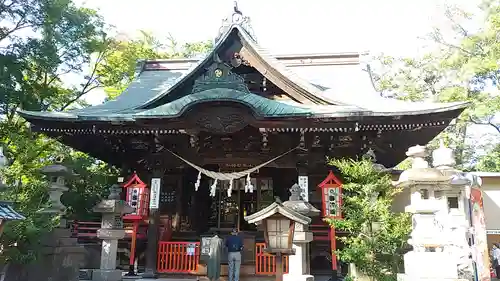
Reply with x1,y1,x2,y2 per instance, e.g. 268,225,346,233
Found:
330,227,337,270
256,178,261,210
143,168,163,279
237,179,242,231
173,173,183,231
275,252,284,281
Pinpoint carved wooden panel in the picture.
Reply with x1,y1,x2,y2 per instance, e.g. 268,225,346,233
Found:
188,105,251,134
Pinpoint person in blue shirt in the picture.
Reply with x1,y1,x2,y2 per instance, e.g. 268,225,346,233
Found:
225,228,243,281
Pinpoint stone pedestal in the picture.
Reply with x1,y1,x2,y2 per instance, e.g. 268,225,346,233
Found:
39,227,87,281
282,184,319,281
92,196,133,281
398,252,460,280
284,230,314,281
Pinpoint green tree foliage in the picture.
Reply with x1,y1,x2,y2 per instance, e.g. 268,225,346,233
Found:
0,0,116,263
0,0,213,263
374,1,500,170
97,32,213,100
325,158,411,281
475,143,500,172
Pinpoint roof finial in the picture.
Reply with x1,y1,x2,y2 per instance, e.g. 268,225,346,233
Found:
214,0,257,43
231,0,244,24
234,1,242,16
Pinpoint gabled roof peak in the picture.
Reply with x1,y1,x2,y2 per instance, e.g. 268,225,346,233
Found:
215,1,257,44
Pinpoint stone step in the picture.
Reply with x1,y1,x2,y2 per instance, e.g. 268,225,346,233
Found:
58,237,79,246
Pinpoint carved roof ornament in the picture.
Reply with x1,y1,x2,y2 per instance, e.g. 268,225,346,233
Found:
362,148,377,162
289,183,302,201
283,184,320,217
108,184,122,200
192,63,250,93
363,148,388,172
215,1,257,43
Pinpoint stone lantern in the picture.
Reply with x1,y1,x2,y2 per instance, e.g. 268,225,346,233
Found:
282,184,319,281
0,146,8,190
38,163,86,281
396,144,473,281
245,198,311,281
92,184,134,281
40,164,76,215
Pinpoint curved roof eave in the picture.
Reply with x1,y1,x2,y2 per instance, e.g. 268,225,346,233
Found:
236,27,351,106
18,110,78,121
321,87,470,114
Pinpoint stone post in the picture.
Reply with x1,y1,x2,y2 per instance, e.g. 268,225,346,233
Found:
92,184,134,281
39,164,74,216
36,164,86,281
396,144,472,281
283,184,320,281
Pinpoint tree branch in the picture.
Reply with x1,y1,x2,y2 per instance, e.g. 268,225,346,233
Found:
469,116,500,133
0,18,32,42
57,41,110,111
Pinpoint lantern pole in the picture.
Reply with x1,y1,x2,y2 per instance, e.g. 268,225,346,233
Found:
275,252,283,281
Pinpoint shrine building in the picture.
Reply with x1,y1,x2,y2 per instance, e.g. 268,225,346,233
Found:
18,8,468,279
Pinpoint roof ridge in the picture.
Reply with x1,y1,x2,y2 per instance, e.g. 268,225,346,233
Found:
236,26,349,106
135,25,239,110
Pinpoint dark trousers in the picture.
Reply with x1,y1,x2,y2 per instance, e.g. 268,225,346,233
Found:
496,264,500,278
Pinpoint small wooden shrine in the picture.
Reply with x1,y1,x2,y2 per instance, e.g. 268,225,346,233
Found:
18,5,467,278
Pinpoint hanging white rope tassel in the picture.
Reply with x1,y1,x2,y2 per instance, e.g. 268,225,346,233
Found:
165,146,298,196
227,179,233,197
248,174,254,193
245,173,254,193
194,171,201,191
210,179,218,197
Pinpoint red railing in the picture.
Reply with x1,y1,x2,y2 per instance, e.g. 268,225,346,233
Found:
310,224,331,241
255,243,289,275
157,241,200,273
71,221,100,238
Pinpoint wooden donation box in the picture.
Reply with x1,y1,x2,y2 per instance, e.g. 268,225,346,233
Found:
241,233,256,264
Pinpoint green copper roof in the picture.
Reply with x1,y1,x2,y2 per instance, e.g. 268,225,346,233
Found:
135,88,313,118
73,66,195,115
17,21,469,123
18,89,325,121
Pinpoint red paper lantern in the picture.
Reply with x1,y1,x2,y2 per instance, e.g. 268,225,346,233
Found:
122,172,149,220
317,170,343,219
317,170,343,271
122,172,150,275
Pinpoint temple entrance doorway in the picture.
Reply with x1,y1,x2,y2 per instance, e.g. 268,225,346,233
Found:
204,167,296,233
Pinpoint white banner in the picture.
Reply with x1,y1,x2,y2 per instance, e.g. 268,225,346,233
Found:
298,175,309,202
149,178,161,210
